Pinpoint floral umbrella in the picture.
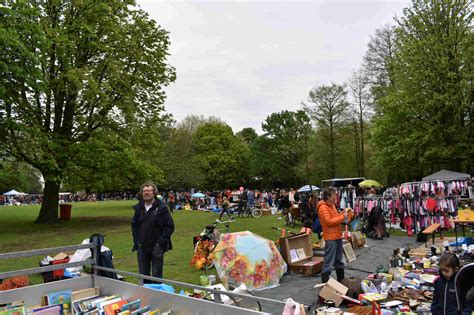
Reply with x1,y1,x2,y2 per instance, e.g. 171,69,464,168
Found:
211,231,287,291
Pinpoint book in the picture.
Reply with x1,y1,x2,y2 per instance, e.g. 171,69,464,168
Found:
87,296,116,311
289,249,299,262
98,298,122,315
131,307,149,315
72,288,100,302
296,248,306,260
0,306,25,315
32,305,63,315
148,310,160,315
117,311,130,315
120,300,140,313
73,295,99,314
104,301,127,315
0,302,24,311
44,290,72,314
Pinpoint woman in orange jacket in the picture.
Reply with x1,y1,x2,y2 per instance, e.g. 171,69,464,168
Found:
318,187,349,283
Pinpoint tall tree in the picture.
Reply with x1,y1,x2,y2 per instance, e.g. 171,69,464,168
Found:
193,122,249,190
363,24,398,92
371,0,473,181
236,127,258,145
63,117,170,192
0,1,175,223
161,122,205,190
349,69,372,176
261,110,312,188
304,84,350,178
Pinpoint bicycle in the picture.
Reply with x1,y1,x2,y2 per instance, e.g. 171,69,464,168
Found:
199,284,262,312
284,205,302,227
193,217,236,270
237,204,262,219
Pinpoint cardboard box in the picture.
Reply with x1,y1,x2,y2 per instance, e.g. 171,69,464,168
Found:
319,278,349,307
280,233,324,275
408,247,429,258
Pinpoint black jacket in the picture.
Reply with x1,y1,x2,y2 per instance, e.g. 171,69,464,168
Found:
431,272,460,315
131,199,174,252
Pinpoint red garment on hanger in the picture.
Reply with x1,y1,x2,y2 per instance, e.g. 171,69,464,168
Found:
426,198,436,211
404,216,413,236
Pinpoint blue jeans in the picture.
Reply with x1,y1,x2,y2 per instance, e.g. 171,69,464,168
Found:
137,242,164,283
322,239,345,274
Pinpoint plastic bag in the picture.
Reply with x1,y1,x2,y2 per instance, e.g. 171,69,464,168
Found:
144,283,175,293
379,282,389,295
282,298,305,315
361,280,378,293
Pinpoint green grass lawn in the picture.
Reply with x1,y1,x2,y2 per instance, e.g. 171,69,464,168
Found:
1,201,465,286
0,201,306,285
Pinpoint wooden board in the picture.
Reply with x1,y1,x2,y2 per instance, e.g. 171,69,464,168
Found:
422,223,441,234
343,242,357,263
72,287,100,301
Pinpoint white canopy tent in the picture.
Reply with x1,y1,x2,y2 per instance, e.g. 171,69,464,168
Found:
3,190,28,196
422,169,471,181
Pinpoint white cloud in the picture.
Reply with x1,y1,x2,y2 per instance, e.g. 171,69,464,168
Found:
137,0,408,133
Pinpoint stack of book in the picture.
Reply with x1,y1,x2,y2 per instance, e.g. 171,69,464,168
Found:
71,288,170,315
0,301,25,315
0,288,171,315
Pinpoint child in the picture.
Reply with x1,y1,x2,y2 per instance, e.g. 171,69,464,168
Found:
218,196,231,220
431,252,460,315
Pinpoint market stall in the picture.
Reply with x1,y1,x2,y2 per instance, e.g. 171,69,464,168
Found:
0,242,307,315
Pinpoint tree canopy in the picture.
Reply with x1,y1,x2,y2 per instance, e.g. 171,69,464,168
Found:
1,0,472,220
0,1,175,222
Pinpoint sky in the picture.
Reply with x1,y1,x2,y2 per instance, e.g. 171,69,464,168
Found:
137,0,408,133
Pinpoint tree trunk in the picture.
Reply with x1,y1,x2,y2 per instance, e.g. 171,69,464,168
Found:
329,123,336,178
35,179,61,224
359,103,365,177
353,120,361,176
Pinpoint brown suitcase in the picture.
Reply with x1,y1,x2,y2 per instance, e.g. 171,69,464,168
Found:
288,256,324,276
280,233,324,275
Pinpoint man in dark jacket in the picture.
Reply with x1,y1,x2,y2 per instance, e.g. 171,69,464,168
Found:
131,182,175,281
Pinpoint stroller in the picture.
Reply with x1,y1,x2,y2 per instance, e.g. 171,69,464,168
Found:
455,263,474,313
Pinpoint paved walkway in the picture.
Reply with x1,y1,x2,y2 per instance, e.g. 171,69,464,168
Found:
255,236,421,314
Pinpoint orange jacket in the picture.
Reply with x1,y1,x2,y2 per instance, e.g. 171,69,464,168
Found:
317,200,344,241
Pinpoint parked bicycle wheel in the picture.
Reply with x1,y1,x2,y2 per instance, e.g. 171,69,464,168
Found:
225,283,262,312
228,290,262,312
251,208,262,218
285,213,295,227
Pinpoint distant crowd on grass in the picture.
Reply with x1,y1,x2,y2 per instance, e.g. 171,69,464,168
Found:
158,188,313,213
0,191,137,206
1,187,312,212
1,185,387,210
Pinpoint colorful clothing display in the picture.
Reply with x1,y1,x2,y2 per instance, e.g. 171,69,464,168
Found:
348,178,469,236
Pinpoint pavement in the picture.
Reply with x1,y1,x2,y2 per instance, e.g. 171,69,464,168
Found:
254,236,421,314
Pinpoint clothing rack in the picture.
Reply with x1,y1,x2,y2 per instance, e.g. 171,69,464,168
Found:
419,195,463,199
400,177,471,186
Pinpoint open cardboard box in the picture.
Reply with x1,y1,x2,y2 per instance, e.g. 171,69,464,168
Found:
280,233,324,275
318,277,349,307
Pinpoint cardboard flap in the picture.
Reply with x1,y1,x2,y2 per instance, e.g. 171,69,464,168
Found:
318,277,349,307
327,278,349,295
53,252,68,260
